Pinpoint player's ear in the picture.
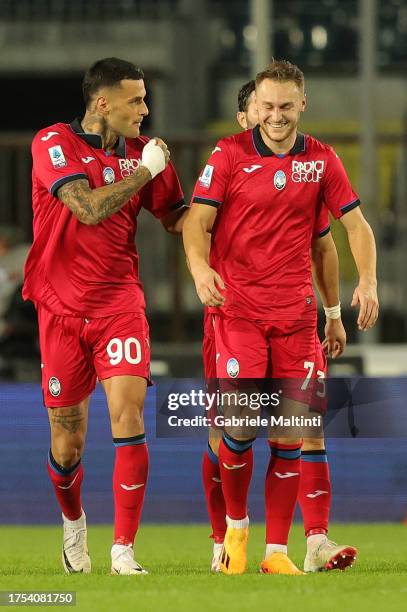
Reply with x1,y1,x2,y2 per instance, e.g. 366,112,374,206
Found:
301,92,307,112
237,112,247,130
95,94,110,116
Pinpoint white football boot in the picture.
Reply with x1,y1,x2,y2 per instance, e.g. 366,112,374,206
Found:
211,542,223,572
62,510,91,574
111,544,148,575
304,537,357,572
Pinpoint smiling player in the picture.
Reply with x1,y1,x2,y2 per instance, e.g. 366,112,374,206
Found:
184,59,378,575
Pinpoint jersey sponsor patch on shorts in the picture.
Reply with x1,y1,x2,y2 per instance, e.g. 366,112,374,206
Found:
226,357,240,378
48,376,62,397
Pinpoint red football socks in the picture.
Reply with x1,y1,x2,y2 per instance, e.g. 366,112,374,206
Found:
202,443,226,543
298,450,331,536
47,451,83,521
112,435,149,546
265,442,301,544
218,435,254,520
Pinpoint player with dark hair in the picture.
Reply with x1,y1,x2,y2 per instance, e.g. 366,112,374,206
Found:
23,57,186,575
184,59,378,575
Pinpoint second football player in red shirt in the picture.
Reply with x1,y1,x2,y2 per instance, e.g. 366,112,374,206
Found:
184,59,378,575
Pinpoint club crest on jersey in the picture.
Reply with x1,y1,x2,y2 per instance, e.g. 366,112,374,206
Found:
103,167,115,184
227,357,240,378
48,376,61,397
273,170,286,190
119,158,141,178
48,145,67,168
291,160,324,183
199,164,214,188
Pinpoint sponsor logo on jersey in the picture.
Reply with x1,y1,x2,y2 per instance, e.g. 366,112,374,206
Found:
81,156,95,164
119,157,141,178
49,376,61,397
48,145,67,168
211,146,222,154
243,164,262,173
41,131,59,141
199,164,214,188
103,166,115,184
273,169,286,190
291,160,324,183
226,357,239,378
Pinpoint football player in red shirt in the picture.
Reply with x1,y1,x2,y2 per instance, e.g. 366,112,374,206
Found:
201,79,357,575
23,58,186,575
184,60,378,575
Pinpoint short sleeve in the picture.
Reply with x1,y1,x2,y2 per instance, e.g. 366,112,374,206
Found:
32,129,88,197
141,160,185,219
312,202,330,239
191,139,233,208
322,148,360,219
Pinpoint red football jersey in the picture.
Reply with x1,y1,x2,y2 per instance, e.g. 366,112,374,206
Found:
191,125,359,321
23,119,184,317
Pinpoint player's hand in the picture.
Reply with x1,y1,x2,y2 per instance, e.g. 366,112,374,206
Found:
351,280,379,331
322,317,346,359
192,263,225,307
141,138,170,179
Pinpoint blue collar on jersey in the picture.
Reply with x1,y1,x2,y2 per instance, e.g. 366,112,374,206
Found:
70,118,127,158
252,124,306,157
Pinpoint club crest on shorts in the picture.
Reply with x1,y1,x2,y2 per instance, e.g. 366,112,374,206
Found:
273,170,286,190
49,376,61,397
103,167,115,184
227,357,240,378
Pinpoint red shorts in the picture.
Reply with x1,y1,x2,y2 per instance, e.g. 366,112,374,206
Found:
209,314,327,410
37,305,151,407
202,308,216,380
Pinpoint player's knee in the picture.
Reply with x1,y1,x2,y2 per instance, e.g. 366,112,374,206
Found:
110,402,144,433
51,440,84,468
302,437,325,451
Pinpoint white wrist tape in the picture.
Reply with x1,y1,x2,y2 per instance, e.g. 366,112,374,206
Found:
140,138,166,179
324,303,341,319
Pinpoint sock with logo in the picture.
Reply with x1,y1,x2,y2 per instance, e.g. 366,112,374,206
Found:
112,434,149,546
218,434,254,521
265,442,301,545
47,450,83,521
202,443,227,543
299,449,331,537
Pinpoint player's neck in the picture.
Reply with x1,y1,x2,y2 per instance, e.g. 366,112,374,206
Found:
81,112,119,152
259,125,298,155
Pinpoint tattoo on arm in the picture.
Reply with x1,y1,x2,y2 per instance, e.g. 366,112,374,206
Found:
57,166,151,225
50,407,84,434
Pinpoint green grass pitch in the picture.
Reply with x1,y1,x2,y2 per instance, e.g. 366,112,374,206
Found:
1,524,407,611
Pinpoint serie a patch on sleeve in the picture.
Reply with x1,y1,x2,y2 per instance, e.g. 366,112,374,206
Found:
199,164,214,188
48,145,67,168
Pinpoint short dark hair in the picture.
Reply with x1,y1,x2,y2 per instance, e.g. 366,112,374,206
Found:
237,80,255,112
255,59,304,91
82,57,144,107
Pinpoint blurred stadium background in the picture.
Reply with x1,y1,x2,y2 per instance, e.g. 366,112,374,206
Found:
0,0,406,527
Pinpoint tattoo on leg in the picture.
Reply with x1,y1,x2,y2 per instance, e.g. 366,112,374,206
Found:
51,408,84,434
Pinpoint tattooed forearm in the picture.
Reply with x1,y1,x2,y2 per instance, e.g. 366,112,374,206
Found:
50,408,84,434
57,166,152,225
